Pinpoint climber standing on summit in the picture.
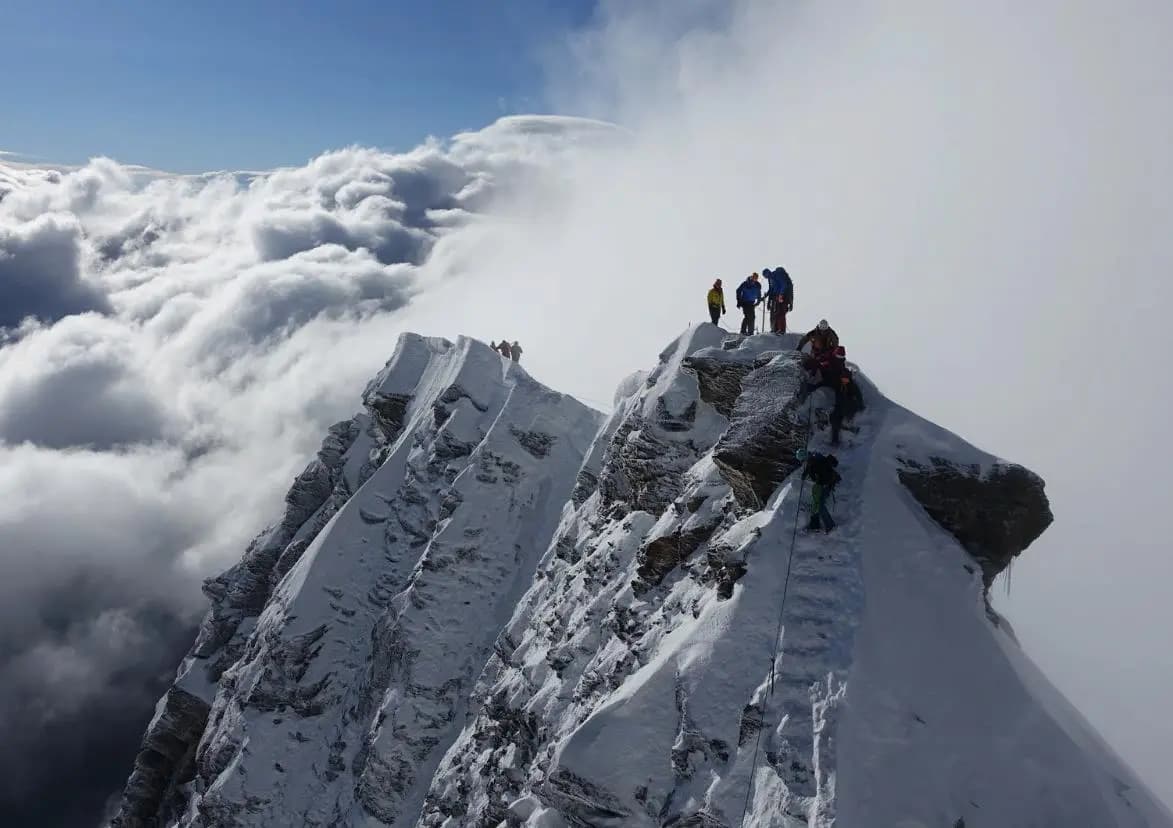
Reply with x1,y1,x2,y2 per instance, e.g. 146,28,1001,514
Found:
764,266,794,334
707,279,726,325
510,341,522,363
735,273,762,336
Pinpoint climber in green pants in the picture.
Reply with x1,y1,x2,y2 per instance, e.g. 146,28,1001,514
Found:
797,449,840,532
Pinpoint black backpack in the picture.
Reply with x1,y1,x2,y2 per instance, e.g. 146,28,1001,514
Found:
805,453,840,487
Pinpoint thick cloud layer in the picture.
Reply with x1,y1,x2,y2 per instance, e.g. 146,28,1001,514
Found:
0,115,616,826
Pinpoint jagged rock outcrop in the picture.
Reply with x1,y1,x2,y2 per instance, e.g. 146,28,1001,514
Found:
115,324,1171,828
898,457,1054,585
115,686,211,828
708,348,811,509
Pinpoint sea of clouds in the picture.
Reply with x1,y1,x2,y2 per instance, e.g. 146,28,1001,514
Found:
0,115,620,822
3,0,1173,824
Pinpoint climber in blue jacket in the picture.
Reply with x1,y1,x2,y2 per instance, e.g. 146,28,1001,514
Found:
735,273,763,335
763,266,794,333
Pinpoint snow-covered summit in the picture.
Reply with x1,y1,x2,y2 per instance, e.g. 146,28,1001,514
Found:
113,325,1171,828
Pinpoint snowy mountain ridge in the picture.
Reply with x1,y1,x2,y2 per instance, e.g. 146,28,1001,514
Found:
112,327,1173,828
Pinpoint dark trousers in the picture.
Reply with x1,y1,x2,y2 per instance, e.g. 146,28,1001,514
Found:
766,296,788,333
709,305,721,325
830,389,861,445
772,304,788,333
740,305,756,335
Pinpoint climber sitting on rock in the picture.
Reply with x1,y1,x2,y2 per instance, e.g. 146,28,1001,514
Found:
797,319,839,359
798,346,841,399
797,448,840,532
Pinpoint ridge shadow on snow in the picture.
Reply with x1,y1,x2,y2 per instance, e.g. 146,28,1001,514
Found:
112,324,1171,828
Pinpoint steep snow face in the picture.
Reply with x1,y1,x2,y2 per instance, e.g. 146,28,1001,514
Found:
117,325,1171,828
112,334,601,828
420,327,1169,828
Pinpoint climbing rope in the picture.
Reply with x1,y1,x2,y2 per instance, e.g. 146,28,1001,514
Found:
737,393,815,826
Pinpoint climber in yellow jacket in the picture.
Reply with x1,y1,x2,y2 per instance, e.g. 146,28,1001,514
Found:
706,279,726,325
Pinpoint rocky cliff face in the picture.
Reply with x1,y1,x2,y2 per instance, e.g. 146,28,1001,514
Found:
113,326,1172,828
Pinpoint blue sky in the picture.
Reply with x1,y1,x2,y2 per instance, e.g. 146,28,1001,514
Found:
0,0,596,172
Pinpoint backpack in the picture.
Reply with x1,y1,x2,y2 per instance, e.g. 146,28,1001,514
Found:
806,454,841,488
735,282,749,307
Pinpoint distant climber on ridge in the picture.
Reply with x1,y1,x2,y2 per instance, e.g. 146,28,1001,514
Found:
764,266,794,334
706,279,726,325
797,319,839,358
497,340,512,359
735,273,762,336
510,341,522,363
798,448,840,532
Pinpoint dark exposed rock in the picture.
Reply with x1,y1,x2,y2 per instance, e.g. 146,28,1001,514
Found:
243,625,333,716
634,522,722,591
898,457,1053,586
366,391,413,442
655,397,698,432
511,426,557,458
597,414,702,517
543,769,632,827
111,687,211,828
439,382,490,412
683,354,753,419
570,467,599,508
701,549,749,600
738,702,763,747
711,353,810,509
432,694,546,826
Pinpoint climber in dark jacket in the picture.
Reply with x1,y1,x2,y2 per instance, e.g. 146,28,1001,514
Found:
825,346,864,446
764,267,794,333
735,274,763,336
797,319,839,357
797,448,840,531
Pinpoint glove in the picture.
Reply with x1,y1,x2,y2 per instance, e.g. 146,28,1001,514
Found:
722,309,727,315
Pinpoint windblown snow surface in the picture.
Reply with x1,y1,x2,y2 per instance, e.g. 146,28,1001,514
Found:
113,326,1172,828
